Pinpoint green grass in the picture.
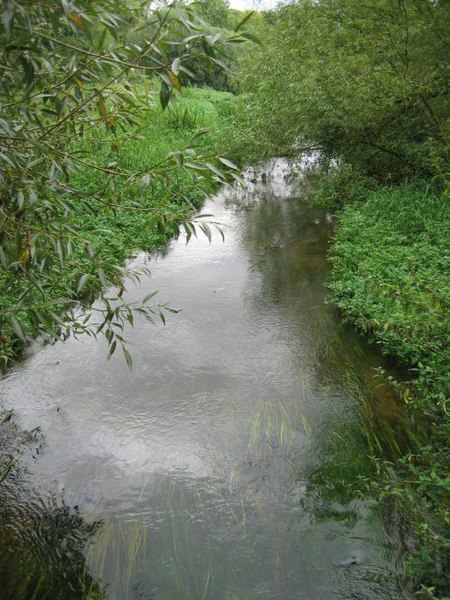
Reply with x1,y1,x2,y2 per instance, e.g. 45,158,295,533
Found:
327,184,450,597
68,85,237,262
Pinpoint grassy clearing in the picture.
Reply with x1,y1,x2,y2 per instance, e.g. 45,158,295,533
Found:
327,184,450,597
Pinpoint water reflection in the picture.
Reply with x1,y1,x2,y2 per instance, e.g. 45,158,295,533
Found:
0,158,411,599
0,413,104,599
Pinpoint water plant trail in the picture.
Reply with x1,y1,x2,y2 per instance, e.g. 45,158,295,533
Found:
0,158,410,599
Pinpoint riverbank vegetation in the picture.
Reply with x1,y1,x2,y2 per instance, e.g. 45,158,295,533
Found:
329,187,450,595
1,0,449,597
0,0,246,368
0,83,238,366
226,0,449,596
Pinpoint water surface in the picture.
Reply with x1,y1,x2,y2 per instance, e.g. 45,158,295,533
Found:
0,159,409,599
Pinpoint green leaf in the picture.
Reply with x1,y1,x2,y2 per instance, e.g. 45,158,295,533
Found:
77,273,90,294
109,340,117,357
170,151,184,167
96,269,108,288
234,10,255,32
225,35,248,45
143,291,158,304
184,221,197,242
210,56,230,71
239,31,262,45
199,223,212,242
10,316,26,342
184,162,208,171
219,157,239,170
159,82,171,111
206,162,225,179
123,346,133,371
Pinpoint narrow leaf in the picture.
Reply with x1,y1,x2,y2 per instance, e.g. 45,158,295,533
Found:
10,316,26,342
219,157,239,170
234,10,255,32
123,347,133,371
167,69,182,92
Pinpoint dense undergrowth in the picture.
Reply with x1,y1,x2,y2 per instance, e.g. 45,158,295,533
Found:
328,186,450,597
68,86,236,267
329,186,449,396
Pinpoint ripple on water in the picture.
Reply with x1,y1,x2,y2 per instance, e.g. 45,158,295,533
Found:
0,158,411,600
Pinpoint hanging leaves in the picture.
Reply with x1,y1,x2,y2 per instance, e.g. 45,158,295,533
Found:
0,0,247,369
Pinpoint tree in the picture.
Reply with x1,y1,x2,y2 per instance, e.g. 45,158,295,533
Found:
141,1,255,91
234,0,450,183
0,0,243,368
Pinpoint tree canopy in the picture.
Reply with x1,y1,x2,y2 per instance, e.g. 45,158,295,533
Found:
234,0,449,187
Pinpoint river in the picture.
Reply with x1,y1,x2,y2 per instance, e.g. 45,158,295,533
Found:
0,158,410,599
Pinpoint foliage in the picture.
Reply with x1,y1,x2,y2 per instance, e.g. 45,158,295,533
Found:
232,0,450,184
227,7,450,590
308,163,379,209
328,186,450,408
327,185,450,597
194,0,233,29
0,0,243,368
146,2,258,92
